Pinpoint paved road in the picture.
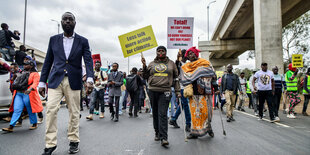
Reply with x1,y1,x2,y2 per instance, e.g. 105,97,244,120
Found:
0,105,309,155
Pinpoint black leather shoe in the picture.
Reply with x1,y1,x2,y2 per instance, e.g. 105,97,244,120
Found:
230,117,235,121
226,117,231,122
169,120,180,128
42,146,57,155
114,118,119,122
68,142,79,154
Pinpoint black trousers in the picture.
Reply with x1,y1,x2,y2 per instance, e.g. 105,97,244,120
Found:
258,90,274,119
247,93,253,108
149,90,171,140
129,91,139,115
109,96,120,119
273,89,282,117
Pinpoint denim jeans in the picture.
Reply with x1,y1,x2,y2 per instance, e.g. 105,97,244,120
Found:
169,89,177,117
0,47,14,61
89,89,105,114
10,93,37,126
171,89,191,125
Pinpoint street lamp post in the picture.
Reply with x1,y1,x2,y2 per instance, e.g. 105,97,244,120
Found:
207,0,216,41
51,19,60,34
23,0,27,45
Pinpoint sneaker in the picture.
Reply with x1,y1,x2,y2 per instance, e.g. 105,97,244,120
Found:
37,118,44,124
230,117,235,121
161,139,169,146
240,108,246,112
68,142,79,154
169,120,180,128
270,119,276,123
42,146,57,155
257,117,263,121
29,124,38,130
99,113,104,118
207,129,214,137
254,112,258,116
288,114,296,119
263,114,266,117
226,118,231,122
86,114,93,120
274,117,280,122
15,122,22,127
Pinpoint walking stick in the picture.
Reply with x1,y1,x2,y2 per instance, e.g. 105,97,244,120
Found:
218,102,226,136
178,97,188,142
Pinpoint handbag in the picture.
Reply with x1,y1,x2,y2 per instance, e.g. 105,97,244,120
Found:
183,84,193,98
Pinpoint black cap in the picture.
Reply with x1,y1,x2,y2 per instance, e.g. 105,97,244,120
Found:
156,46,167,52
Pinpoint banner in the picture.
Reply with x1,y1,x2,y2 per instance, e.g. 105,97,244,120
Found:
292,54,303,68
92,54,101,67
216,71,224,78
167,17,194,49
118,25,158,58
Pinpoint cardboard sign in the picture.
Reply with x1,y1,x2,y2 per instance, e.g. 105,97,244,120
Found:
119,25,158,58
167,17,194,49
92,54,101,67
292,54,303,68
216,71,224,78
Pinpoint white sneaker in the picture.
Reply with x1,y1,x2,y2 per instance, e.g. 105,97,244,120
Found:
257,117,263,121
263,114,266,117
288,114,296,119
254,112,258,116
274,117,280,122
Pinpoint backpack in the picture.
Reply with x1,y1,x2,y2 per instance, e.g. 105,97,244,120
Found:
0,30,8,47
126,74,138,92
12,72,30,91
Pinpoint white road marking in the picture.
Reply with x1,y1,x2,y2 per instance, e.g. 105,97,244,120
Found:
138,149,145,155
235,111,291,128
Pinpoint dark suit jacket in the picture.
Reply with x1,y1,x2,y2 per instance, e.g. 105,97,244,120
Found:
108,71,123,97
40,33,94,90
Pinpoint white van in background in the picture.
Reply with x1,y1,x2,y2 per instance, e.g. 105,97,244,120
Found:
0,59,12,112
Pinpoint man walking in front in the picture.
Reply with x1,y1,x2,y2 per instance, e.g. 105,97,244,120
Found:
39,12,94,155
220,64,242,122
108,63,123,122
252,63,276,122
237,72,247,112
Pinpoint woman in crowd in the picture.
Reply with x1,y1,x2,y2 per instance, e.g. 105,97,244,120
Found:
142,46,181,147
2,60,43,132
180,47,219,139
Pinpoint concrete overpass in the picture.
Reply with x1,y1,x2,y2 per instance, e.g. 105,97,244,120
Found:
199,0,310,73
13,41,46,71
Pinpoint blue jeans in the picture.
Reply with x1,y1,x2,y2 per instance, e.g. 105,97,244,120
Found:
171,89,191,125
119,90,126,114
10,93,37,126
89,89,105,114
169,89,177,117
122,90,128,109
0,47,14,62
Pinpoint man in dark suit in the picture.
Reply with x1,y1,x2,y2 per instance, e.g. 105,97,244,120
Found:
108,63,123,122
39,12,94,155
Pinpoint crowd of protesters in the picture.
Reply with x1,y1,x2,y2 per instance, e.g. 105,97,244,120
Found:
1,17,310,155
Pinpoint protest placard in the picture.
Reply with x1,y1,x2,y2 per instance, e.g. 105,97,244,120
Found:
167,17,194,49
119,25,158,58
92,54,101,67
292,54,303,68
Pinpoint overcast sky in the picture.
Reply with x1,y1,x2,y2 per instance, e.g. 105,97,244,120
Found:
0,0,254,72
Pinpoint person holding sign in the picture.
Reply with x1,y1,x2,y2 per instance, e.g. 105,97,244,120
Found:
285,63,301,119
141,46,181,147
180,47,219,139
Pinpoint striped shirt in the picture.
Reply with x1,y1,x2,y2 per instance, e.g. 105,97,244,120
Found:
274,74,286,90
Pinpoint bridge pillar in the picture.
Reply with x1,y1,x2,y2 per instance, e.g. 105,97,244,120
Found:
253,0,284,74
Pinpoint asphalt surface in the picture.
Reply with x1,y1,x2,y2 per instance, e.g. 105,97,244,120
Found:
0,105,309,155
